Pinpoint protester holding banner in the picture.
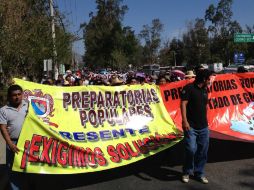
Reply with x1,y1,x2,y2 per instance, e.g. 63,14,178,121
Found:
0,85,29,189
180,69,212,184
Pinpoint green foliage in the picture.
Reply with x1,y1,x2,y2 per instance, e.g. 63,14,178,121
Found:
139,18,163,64
170,38,185,66
0,0,72,82
159,38,185,67
183,19,210,68
245,25,254,60
83,0,140,70
205,0,243,65
1,0,253,79
158,40,172,66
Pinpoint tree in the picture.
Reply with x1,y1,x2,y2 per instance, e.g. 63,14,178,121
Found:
0,0,72,82
169,38,185,66
121,26,143,69
139,18,163,65
183,19,210,68
82,0,140,71
205,0,243,65
158,40,172,66
159,38,185,67
245,25,254,61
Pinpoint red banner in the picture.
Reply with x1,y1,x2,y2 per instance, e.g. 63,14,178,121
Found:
160,73,254,142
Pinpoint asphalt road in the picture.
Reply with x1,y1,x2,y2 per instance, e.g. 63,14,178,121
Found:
0,133,254,190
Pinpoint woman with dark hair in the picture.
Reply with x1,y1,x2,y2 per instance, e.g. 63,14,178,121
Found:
157,75,168,85
126,76,138,85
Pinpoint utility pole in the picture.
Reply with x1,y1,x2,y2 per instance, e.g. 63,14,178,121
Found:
49,0,58,79
173,51,176,66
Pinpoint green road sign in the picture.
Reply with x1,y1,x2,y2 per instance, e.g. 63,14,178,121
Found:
234,33,254,43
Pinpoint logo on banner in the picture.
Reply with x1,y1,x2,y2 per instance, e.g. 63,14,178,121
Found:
230,102,254,136
23,89,58,128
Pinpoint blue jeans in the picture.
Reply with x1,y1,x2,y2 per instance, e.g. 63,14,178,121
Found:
182,127,209,178
6,141,28,190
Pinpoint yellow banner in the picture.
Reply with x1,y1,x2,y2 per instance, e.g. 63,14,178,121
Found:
13,78,183,174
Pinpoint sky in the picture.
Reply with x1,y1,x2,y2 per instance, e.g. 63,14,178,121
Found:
55,0,254,55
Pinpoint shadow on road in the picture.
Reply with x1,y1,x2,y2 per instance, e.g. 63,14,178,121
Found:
238,164,254,189
208,138,254,162
1,139,253,190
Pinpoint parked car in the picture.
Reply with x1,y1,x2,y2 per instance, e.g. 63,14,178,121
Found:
98,69,108,75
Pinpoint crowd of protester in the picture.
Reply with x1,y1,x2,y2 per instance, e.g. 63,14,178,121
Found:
39,66,205,87
39,64,251,87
